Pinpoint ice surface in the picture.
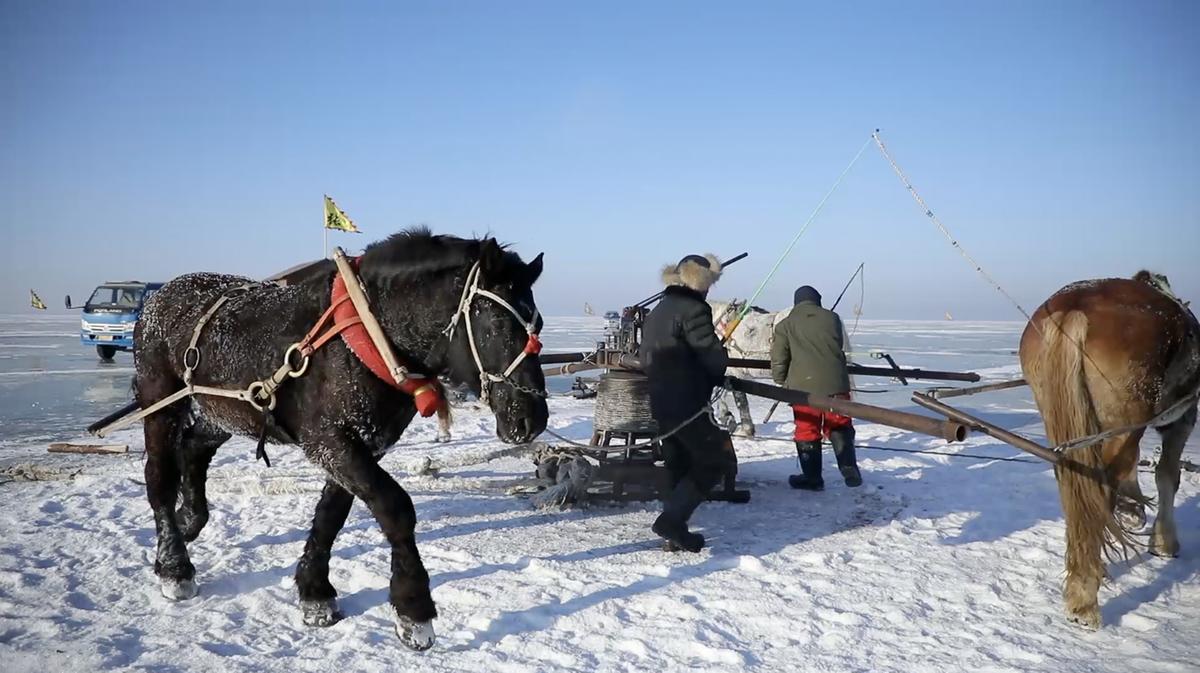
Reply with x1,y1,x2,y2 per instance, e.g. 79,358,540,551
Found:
1,316,1198,672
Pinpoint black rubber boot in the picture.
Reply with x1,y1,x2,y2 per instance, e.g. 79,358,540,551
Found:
788,441,825,491
652,478,707,553
830,427,862,487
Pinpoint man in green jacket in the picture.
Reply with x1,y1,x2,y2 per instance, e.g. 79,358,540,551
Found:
770,285,862,490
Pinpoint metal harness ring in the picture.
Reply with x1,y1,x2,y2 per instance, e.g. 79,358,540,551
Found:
183,347,201,370
246,381,277,412
284,343,310,379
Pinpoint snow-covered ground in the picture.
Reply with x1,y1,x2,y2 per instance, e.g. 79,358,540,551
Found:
2,316,1198,672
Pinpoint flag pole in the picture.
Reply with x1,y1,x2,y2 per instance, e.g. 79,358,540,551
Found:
322,195,328,259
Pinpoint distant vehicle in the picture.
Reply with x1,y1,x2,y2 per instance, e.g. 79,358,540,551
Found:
603,310,620,321
67,281,164,361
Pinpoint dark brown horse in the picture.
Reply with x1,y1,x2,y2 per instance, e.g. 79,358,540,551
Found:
132,229,548,650
1020,271,1199,628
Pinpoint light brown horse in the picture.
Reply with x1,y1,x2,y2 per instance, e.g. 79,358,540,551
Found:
1020,271,1199,628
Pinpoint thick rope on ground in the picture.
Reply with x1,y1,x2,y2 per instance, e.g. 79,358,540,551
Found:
530,455,595,510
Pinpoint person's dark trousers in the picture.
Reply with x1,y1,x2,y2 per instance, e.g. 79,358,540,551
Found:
655,415,729,552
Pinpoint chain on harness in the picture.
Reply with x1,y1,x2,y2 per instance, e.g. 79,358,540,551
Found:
443,260,546,404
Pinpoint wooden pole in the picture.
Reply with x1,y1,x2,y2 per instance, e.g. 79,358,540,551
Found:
49,443,129,455
728,377,968,442
911,391,1058,464
331,247,408,384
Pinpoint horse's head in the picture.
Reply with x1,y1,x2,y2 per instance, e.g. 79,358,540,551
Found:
443,238,549,444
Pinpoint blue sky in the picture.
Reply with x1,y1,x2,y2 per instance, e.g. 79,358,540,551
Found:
2,1,1197,318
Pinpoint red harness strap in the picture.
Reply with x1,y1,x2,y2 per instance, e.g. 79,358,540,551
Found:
296,258,444,418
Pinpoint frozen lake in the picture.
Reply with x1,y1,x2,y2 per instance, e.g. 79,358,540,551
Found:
1,315,1198,673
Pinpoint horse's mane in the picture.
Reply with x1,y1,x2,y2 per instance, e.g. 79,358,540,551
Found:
1134,269,1189,307
359,227,526,284
1133,269,1169,289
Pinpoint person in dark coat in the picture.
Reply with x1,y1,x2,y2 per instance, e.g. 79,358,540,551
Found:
640,254,732,552
770,285,862,490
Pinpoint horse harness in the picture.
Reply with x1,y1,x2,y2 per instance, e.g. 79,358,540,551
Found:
93,249,545,463
443,259,544,404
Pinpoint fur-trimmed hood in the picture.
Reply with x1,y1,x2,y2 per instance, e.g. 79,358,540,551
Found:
661,254,723,293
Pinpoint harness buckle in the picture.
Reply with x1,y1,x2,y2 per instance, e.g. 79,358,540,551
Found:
246,381,277,412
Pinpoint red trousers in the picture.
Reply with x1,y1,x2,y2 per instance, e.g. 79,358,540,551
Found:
791,393,853,442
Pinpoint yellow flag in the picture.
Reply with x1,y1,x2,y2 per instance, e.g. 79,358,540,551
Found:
324,195,360,233
30,289,47,310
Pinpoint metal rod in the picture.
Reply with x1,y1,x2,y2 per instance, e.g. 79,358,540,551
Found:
848,364,978,382
762,400,782,423
722,252,750,267
543,361,605,377
87,400,140,435
570,350,982,385
928,378,1028,399
724,357,981,383
727,377,967,443
911,391,1058,464
92,387,193,437
634,251,750,308
830,262,865,312
875,353,908,385
540,351,597,365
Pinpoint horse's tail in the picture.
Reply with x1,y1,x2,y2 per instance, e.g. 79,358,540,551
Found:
1028,311,1099,447
435,394,453,440
1027,311,1135,585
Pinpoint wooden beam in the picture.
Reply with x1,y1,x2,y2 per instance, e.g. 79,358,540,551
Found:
48,443,129,455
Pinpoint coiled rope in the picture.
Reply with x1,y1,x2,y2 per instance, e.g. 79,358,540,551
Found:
592,373,658,433
543,386,726,452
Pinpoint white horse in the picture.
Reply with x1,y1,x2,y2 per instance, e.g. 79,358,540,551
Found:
709,301,789,435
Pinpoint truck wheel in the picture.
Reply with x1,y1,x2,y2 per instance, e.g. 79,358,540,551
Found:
97,345,117,361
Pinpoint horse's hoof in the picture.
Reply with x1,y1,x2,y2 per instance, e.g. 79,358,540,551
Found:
1067,608,1101,630
732,424,755,438
160,578,198,601
434,434,452,444
301,599,343,627
395,615,436,651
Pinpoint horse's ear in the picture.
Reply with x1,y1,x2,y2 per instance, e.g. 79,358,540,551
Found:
526,252,544,285
479,237,503,273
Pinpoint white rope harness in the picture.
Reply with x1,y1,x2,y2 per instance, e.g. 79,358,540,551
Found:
444,261,544,404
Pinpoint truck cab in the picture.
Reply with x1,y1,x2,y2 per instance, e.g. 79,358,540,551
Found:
74,281,164,360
